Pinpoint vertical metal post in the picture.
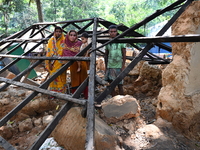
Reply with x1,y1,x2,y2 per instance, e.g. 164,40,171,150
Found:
85,18,97,150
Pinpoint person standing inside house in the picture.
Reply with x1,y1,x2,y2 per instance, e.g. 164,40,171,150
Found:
45,26,66,98
62,30,88,99
80,32,90,73
79,32,90,98
104,25,126,97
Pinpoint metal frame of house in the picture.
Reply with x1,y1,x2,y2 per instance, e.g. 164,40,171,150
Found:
0,0,198,149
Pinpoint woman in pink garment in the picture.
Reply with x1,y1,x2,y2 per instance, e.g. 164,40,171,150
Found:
62,30,88,99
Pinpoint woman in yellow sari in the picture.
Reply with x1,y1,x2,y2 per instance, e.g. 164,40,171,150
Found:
45,26,66,95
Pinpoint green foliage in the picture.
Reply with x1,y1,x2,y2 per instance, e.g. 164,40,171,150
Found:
0,0,178,37
0,0,27,37
109,1,126,23
43,0,100,22
10,5,38,30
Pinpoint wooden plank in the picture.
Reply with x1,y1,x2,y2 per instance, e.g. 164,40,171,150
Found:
0,77,86,105
86,30,108,36
149,60,171,64
85,17,98,150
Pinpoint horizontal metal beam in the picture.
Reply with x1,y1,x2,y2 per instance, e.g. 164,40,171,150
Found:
97,34,200,43
0,54,90,61
126,56,171,64
33,18,94,25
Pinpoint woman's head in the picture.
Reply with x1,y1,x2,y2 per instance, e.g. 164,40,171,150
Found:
68,30,78,42
54,26,63,39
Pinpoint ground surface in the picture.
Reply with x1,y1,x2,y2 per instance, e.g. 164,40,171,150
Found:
0,65,200,150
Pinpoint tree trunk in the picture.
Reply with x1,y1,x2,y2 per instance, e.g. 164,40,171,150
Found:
3,13,9,37
35,0,44,22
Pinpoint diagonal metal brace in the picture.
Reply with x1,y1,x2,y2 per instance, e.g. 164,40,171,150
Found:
0,136,16,150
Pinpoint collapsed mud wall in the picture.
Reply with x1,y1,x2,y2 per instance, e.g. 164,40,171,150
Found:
157,1,200,141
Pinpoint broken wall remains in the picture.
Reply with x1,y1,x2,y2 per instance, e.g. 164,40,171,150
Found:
157,1,200,141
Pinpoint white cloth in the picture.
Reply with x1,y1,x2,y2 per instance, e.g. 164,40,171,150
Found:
39,137,65,150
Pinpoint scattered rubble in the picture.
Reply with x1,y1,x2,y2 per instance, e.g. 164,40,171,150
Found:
100,95,140,124
0,49,200,149
52,107,119,150
158,1,200,141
